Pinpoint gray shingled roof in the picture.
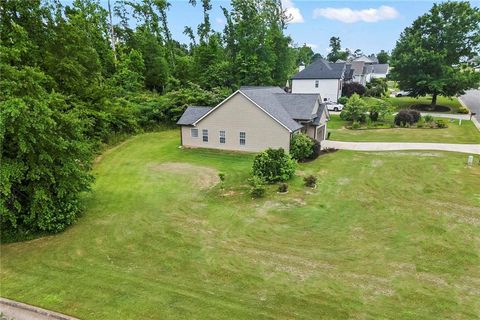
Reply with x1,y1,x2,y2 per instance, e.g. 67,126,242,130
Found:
275,93,319,120
176,106,212,125
371,64,389,74
240,87,304,131
312,104,327,125
291,59,346,79
178,87,327,132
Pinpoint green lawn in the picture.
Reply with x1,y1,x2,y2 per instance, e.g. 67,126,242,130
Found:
328,115,480,143
2,131,480,319
384,96,463,113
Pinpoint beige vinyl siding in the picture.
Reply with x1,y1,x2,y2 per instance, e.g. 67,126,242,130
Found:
181,92,291,152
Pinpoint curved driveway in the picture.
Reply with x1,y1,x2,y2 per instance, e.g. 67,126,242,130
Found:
460,89,480,122
322,140,480,155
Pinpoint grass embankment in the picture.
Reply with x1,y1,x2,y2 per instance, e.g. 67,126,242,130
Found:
1,130,480,319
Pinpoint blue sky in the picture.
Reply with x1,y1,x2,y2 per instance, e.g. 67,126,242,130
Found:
165,0,479,55
68,0,480,55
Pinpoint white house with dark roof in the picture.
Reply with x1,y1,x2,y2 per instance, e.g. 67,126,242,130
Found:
176,86,329,153
290,59,346,102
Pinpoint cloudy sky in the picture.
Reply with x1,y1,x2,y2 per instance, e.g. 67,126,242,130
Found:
62,0,480,55
164,0,479,55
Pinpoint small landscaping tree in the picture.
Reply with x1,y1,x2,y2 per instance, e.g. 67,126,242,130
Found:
249,176,266,198
340,94,368,123
252,148,296,183
369,100,394,122
290,133,314,161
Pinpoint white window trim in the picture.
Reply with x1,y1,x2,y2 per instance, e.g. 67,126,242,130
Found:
190,128,199,138
219,130,226,144
202,129,208,143
239,131,246,146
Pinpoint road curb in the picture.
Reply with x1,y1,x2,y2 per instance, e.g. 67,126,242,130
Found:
0,297,80,320
458,97,480,131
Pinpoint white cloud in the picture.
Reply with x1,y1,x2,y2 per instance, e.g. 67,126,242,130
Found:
313,5,399,23
282,0,304,24
215,17,225,26
305,43,318,49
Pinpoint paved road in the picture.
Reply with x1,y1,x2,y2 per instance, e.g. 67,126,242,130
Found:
0,298,78,320
322,140,480,155
460,89,480,121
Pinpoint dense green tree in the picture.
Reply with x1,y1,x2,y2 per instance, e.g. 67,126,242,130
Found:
110,49,146,92
222,0,293,86
0,25,93,240
377,50,390,64
294,44,315,66
391,1,480,105
327,36,348,62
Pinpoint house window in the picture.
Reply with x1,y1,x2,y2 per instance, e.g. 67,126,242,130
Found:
315,80,319,88
202,129,208,142
239,132,246,145
219,130,226,144
190,128,198,138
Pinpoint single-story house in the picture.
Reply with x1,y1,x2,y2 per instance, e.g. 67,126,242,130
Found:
176,86,329,153
290,59,346,102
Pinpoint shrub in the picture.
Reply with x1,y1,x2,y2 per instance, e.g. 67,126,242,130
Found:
249,176,266,198
304,175,317,188
341,82,366,97
424,114,434,123
435,119,448,128
338,96,348,105
252,148,296,183
340,94,368,123
290,133,314,161
351,121,361,129
409,110,421,123
369,110,379,122
365,78,388,97
278,182,288,193
394,109,421,126
458,107,469,114
218,172,225,182
309,138,322,160
368,100,394,122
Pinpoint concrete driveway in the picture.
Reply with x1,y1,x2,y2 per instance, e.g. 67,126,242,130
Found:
460,89,480,121
322,140,480,155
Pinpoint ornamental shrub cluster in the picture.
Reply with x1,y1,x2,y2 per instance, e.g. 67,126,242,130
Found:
394,109,421,126
252,148,296,183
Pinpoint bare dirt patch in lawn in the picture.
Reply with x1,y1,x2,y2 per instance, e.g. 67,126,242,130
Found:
148,162,220,189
